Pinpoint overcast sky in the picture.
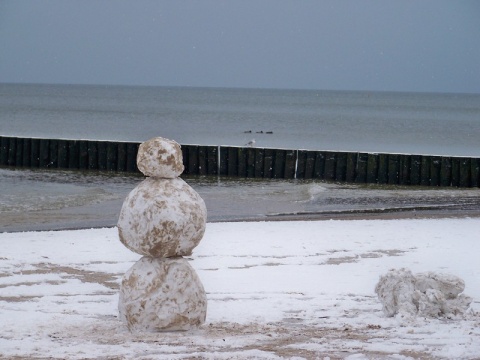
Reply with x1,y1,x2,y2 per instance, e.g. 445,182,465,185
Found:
0,0,479,93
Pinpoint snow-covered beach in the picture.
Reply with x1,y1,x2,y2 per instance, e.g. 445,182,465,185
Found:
1,218,479,359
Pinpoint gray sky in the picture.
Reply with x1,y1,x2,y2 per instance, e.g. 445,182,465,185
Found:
0,0,479,93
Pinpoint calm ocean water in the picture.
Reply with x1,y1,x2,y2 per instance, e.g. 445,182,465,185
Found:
1,83,479,156
1,83,479,231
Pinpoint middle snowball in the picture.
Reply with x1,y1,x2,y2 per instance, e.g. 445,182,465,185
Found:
118,177,207,257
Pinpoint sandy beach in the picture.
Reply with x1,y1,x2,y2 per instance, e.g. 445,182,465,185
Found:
1,219,479,359
1,168,480,359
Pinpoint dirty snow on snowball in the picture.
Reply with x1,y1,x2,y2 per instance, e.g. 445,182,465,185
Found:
0,218,480,359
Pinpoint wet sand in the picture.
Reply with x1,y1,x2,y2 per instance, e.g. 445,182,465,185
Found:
226,208,480,223
1,168,480,232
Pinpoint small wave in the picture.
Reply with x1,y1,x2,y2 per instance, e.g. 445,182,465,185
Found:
307,184,328,200
289,183,329,204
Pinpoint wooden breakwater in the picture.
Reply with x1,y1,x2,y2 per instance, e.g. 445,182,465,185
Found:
1,136,479,188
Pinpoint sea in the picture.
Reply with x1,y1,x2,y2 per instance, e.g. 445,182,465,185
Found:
1,83,479,156
1,83,479,231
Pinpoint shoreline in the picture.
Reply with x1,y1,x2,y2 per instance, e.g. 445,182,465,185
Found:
220,208,480,223
3,207,480,234
2,167,480,233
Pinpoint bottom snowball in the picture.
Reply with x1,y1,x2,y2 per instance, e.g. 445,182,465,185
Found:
119,256,207,332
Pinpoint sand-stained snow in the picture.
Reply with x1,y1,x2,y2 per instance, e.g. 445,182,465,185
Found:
375,268,472,319
1,218,479,359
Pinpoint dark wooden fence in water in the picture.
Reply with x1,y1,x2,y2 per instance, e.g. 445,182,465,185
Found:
1,136,479,188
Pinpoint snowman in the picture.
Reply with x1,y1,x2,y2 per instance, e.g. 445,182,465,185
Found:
117,137,207,332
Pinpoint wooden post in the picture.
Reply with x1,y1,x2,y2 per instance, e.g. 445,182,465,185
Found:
207,146,218,175
324,152,336,181
15,138,24,166
263,148,274,178
126,142,139,173
388,154,399,185
377,154,388,184
356,153,368,183
304,151,316,179
366,153,378,184
0,137,9,166
58,139,69,169
459,158,471,188
117,142,127,172
237,147,247,177
48,139,59,168
246,147,256,178
420,156,430,186
254,148,264,178
188,145,200,175
284,150,296,178
39,139,50,168
187,145,199,175
12,138,23,167
335,152,347,182
106,141,118,171
79,140,89,170
440,157,452,187
410,155,421,185
430,156,442,186
30,138,40,168
219,146,228,176
181,145,189,174
273,150,285,179
22,138,31,167
97,141,107,171
296,150,307,179
87,141,98,170
471,158,480,188
8,137,17,166
399,155,411,185
68,140,80,169
197,146,207,176
345,152,357,183
227,147,238,177
314,152,326,179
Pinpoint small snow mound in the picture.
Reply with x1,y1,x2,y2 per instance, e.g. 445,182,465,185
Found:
375,268,472,320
